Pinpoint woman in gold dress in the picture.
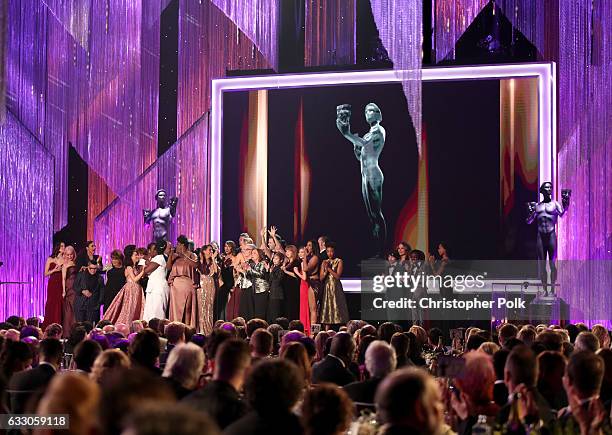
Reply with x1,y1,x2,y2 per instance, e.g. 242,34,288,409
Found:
319,242,349,327
196,245,219,334
167,235,199,327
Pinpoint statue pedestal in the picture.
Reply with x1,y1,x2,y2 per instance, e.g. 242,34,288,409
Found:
529,294,569,326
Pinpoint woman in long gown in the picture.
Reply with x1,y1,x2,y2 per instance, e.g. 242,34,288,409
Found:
143,241,170,321
281,245,301,322
103,247,146,324
217,241,236,321
304,240,321,324
319,242,349,327
103,250,126,313
61,245,78,337
42,242,65,329
236,244,255,320
196,245,219,334
167,235,198,327
267,252,285,322
294,247,311,335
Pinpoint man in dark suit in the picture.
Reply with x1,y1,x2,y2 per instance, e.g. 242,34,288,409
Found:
344,340,396,405
312,332,356,386
8,338,63,413
159,321,185,369
74,261,104,323
497,345,554,426
182,339,249,429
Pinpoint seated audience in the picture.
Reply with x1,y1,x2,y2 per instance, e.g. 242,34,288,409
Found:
8,338,62,413
249,328,273,362
537,350,568,411
375,367,449,434
344,340,396,405
162,342,205,399
498,323,518,348
160,321,186,368
574,331,600,353
183,339,249,429
90,348,131,384
224,359,304,435
129,328,161,375
123,402,220,435
312,332,356,386
72,339,102,373
281,341,312,385
301,384,353,435
597,348,612,406
390,332,412,368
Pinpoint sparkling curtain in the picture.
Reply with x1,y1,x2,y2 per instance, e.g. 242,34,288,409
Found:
305,0,356,67
0,111,54,320
370,0,422,153
434,0,487,62
557,0,611,328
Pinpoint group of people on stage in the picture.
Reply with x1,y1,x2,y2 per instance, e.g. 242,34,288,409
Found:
41,227,351,337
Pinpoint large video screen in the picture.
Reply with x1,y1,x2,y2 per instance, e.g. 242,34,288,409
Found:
221,76,540,277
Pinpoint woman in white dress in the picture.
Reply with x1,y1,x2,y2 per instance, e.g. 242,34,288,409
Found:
143,240,170,321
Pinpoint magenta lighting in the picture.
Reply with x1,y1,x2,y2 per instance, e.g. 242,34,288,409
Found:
211,63,557,293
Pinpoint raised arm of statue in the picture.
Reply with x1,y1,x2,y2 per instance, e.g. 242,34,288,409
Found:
169,197,179,217
143,209,153,224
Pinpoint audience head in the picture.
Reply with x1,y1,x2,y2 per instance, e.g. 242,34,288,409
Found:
498,323,518,347
456,351,496,406
281,341,312,381
376,367,444,433
0,340,33,378
122,402,220,435
39,338,64,367
378,322,397,343
564,351,604,399
302,384,353,435
517,326,536,346
165,322,186,345
36,372,101,435
478,341,500,356
315,331,331,361
504,345,537,391
73,339,103,373
246,318,268,337
90,348,131,384
288,319,305,333
205,329,232,367
357,335,377,366
330,332,355,364
250,328,273,358
574,331,600,353
243,359,304,416
43,323,63,339
365,340,397,378
535,330,563,352
214,338,250,391
129,329,161,370
274,317,290,330
162,343,205,390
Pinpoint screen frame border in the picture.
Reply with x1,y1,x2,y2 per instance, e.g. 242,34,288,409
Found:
211,62,557,292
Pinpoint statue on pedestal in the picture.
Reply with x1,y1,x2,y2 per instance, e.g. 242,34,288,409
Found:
144,189,178,243
526,182,571,296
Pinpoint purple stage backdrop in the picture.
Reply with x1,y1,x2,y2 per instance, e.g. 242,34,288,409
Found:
0,111,54,321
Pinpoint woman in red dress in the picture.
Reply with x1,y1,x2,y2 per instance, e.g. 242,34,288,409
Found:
61,245,78,337
42,242,65,329
294,247,311,336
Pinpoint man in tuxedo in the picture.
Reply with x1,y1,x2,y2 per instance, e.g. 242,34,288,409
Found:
183,339,249,429
74,261,104,323
344,340,396,405
318,236,329,260
312,332,356,386
8,338,63,413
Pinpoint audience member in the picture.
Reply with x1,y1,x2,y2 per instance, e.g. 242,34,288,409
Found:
8,338,62,413
302,384,353,435
312,332,356,386
183,339,249,429
123,402,220,435
537,350,568,411
224,359,304,435
129,329,161,375
574,331,600,353
72,339,103,373
163,342,204,399
344,340,396,405
90,348,131,384
249,328,273,362
281,341,312,384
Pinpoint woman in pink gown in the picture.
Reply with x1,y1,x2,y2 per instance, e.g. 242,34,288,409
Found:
294,247,311,336
61,245,78,337
167,235,198,327
42,242,65,329
103,247,146,324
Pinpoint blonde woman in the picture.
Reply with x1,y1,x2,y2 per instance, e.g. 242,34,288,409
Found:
61,245,78,337
90,349,130,384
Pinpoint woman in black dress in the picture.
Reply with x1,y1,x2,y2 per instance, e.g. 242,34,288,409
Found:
217,241,236,320
103,250,126,313
281,245,301,322
267,252,285,322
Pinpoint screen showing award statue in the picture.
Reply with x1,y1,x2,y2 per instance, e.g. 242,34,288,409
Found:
221,75,540,278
